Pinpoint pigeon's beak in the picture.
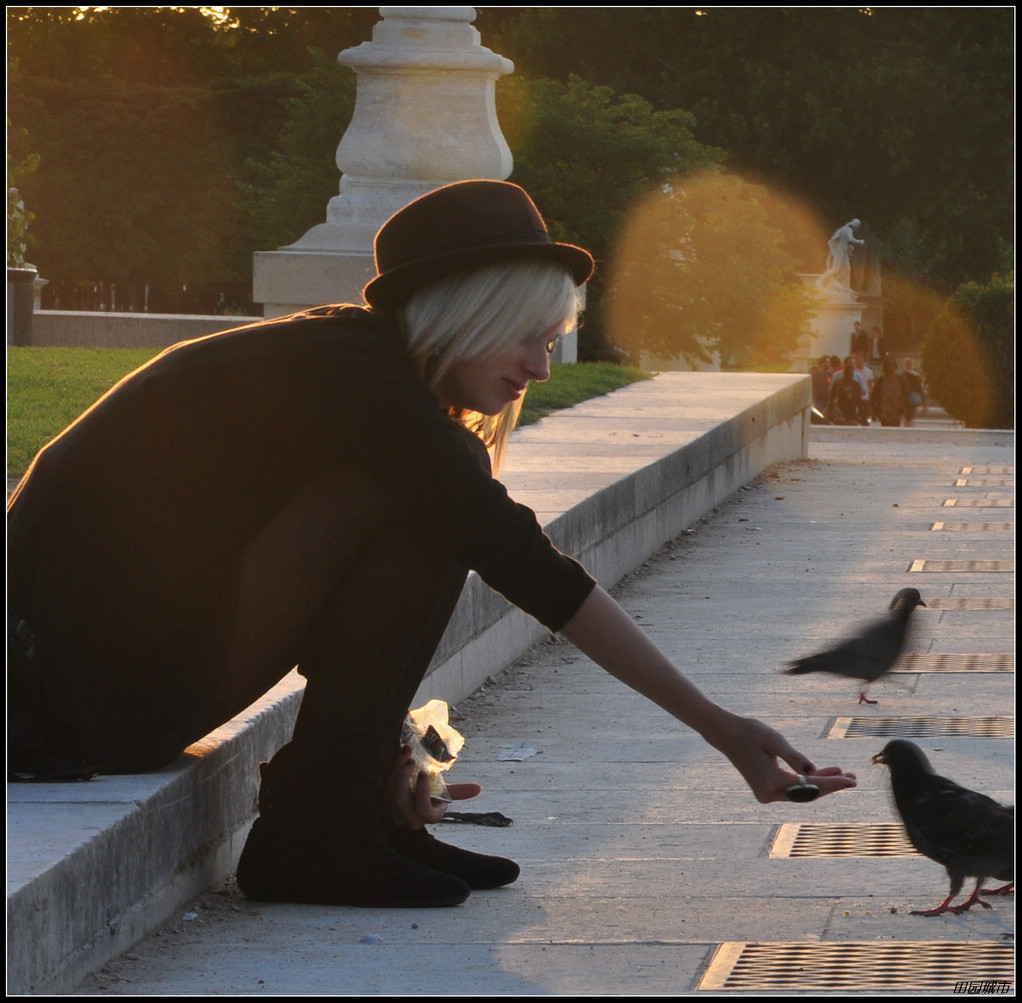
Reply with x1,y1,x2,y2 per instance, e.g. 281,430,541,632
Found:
871,751,888,765
893,598,925,611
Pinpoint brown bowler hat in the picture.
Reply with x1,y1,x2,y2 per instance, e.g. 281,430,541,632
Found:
363,180,595,309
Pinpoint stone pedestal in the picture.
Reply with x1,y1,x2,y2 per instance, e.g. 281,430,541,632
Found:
7,266,38,345
793,274,864,370
253,7,514,317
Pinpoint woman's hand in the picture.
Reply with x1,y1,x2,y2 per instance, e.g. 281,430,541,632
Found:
713,714,857,804
559,588,857,805
385,744,482,830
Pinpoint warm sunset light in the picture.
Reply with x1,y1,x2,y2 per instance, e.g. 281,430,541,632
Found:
606,170,829,372
73,6,232,23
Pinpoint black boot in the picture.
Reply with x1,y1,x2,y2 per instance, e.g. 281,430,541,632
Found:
388,823,520,890
236,740,470,908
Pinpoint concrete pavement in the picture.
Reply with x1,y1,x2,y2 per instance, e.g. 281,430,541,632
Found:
70,417,1014,995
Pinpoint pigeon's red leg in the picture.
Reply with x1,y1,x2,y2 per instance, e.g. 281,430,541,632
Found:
858,690,878,705
910,894,959,916
979,882,1014,897
951,880,995,913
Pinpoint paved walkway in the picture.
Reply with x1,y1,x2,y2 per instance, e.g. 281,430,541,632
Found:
73,421,1014,995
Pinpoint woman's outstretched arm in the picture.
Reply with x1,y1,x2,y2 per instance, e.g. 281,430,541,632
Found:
558,585,857,803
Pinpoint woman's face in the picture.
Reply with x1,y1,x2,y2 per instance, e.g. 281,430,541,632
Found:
435,323,561,415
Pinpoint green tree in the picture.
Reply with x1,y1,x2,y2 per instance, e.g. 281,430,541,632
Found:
922,275,1014,429
480,8,1013,294
9,73,237,309
5,7,372,311
606,170,815,369
234,50,356,259
9,6,1012,330
4,7,378,83
498,74,722,357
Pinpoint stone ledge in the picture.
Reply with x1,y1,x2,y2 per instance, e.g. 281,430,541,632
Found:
29,311,263,349
7,676,303,995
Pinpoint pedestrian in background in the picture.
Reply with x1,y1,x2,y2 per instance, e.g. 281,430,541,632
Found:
872,355,910,427
902,359,925,426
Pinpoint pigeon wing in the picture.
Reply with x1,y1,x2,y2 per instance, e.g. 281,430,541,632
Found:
786,614,906,682
896,779,1014,888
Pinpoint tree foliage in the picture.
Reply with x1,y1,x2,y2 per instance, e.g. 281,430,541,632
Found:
10,73,237,308
921,275,1014,430
479,7,1013,294
231,52,356,268
499,75,721,254
6,6,1013,362
5,6,368,312
497,75,722,357
606,171,816,369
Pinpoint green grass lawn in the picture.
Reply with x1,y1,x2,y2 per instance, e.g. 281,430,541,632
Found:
7,347,161,479
518,361,651,426
7,347,649,481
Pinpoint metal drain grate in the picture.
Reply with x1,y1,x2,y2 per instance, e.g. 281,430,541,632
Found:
909,559,1014,572
770,822,917,858
931,522,1014,531
954,478,1013,487
959,466,1014,475
828,716,1014,739
943,497,1014,507
924,597,1014,610
698,941,1015,992
893,652,1014,672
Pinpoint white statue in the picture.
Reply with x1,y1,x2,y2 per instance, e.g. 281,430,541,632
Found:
818,218,864,296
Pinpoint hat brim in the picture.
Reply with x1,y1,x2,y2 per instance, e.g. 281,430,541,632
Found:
363,241,594,310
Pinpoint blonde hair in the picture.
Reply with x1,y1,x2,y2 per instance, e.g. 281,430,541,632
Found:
400,261,581,470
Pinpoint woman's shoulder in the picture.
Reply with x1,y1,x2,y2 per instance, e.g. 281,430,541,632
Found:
251,304,393,346
164,305,403,368
279,304,402,354
118,307,411,411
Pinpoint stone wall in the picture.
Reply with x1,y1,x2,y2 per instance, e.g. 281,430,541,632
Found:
29,310,263,349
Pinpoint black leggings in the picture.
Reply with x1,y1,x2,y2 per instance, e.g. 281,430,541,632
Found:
11,467,468,774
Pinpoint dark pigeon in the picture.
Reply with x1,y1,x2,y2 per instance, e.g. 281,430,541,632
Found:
784,587,926,703
872,739,1014,916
